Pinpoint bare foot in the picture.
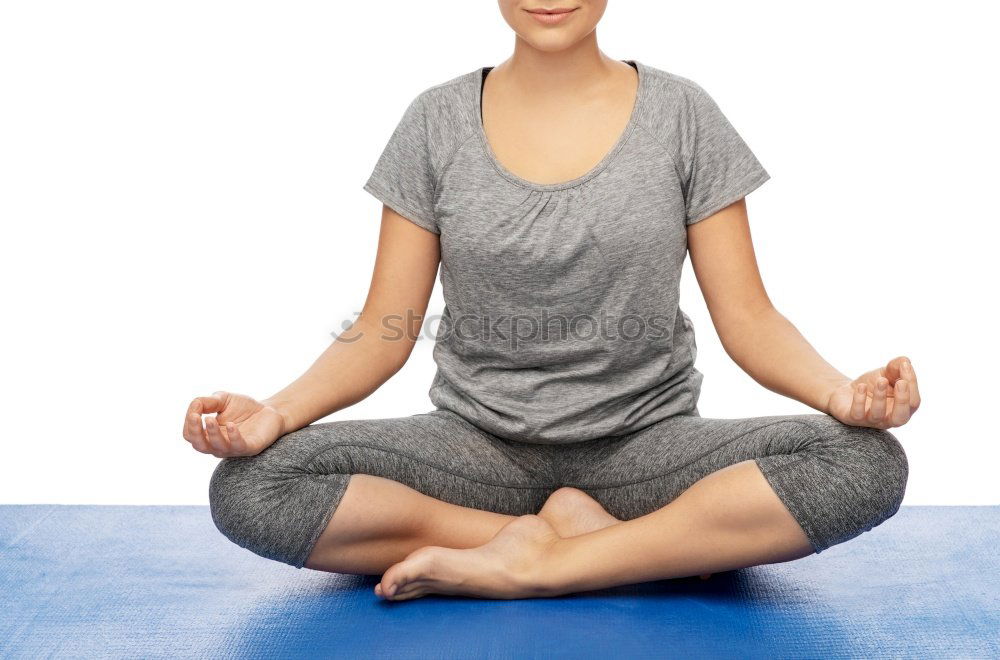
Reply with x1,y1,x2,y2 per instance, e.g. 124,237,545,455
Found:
537,487,621,537
375,515,560,601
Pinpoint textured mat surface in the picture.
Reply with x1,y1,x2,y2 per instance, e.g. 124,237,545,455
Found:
1,505,998,658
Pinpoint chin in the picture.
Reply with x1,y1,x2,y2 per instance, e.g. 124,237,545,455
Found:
501,2,605,52
517,30,587,52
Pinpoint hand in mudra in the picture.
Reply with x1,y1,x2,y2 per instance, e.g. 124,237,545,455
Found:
826,356,921,429
183,391,286,457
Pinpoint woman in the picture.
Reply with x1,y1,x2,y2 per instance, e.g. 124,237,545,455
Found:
184,0,919,601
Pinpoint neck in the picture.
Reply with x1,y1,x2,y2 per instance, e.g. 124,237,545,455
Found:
493,32,626,95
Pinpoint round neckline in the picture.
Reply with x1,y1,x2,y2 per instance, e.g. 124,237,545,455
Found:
473,59,647,192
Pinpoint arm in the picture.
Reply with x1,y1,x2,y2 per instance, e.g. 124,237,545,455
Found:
686,198,920,429
264,205,440,431
183,204,440,457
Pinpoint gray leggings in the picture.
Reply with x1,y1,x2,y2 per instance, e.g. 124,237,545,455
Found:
209,408,908,569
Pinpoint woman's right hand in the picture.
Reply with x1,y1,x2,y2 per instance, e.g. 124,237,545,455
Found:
183,391,287,458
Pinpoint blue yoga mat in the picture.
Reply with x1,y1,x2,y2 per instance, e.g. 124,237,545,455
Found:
1,505,997,658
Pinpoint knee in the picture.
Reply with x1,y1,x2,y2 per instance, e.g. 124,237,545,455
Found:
208,447,307,564
854,426,909,516
208,455,272,556
207,428,354,567
817,422,910,546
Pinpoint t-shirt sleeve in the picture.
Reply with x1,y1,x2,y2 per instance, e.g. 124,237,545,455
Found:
681,84,770,225
362,93,440,234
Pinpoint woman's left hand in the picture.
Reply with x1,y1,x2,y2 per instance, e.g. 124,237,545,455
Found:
825,356,921,429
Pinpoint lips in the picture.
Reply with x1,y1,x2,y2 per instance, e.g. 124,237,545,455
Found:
524,6,578,24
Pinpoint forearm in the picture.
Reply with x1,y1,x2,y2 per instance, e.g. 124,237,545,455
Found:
718,306,851,414
262,314,413,433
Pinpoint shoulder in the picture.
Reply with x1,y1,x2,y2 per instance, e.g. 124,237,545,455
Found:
636,62,715,131
403,68,480,134
392,68,480,167
635,61,747,165
413,69,478,112
640,61,709,98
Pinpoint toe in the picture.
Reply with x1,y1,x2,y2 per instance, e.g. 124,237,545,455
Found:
391,583,429,601
378,568,403,600
391,590,424,601
381,547,440,599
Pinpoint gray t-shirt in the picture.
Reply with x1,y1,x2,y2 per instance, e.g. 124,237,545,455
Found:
363,59,770,445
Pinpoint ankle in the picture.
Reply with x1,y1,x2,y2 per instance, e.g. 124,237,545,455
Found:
523,536,573,597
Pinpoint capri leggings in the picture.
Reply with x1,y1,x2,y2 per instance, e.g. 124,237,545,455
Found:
208,408,909,569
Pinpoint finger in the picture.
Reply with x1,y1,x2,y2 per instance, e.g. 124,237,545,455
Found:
850,382,868,421
226,422,250,456
885,356,907,381
194,394,226,415
205,416,230,454
900,359,921,411
184,412,212,453
182,404,203,440
186,398,204,418
889,379,912,427
868,377,889,427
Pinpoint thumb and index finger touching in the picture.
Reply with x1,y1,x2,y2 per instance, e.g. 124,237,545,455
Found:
187,391,230,417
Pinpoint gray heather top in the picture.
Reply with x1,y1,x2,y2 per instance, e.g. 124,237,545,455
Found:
363,59,770,445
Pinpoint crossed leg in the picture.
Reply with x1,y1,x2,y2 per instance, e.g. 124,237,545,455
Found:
209,408,621,575
375,413,909,600
304,476,621,575
208,409,906,599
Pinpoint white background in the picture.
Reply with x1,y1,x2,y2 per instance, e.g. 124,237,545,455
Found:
1,1,996,505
